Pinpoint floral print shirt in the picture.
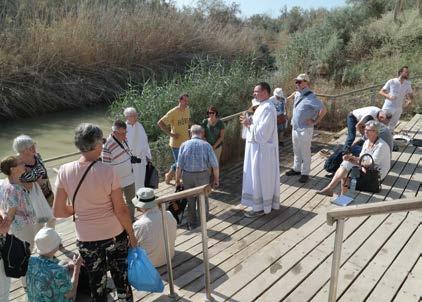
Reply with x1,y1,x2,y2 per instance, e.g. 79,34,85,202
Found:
0,182,36,233
27,256,72,302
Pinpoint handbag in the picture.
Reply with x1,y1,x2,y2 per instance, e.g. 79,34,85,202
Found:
1,234,31,278
348,153,382,193
127,247,164,292
29,182,54,223
144,162,159,189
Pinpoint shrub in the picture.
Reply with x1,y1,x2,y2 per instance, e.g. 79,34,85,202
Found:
109,57,266,141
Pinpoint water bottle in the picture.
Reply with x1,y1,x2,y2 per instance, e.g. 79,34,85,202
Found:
350,177,357,192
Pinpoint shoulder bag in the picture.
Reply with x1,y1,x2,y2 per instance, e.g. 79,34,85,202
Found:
72,161,97,221
1,234,31,278
348,153,381,193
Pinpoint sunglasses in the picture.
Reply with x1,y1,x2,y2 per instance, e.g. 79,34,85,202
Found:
295,80,303,84
207,111,216,115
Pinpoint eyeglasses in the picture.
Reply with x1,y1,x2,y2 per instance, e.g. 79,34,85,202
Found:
295,80,303,84
364,128,376,132
207,111,216,115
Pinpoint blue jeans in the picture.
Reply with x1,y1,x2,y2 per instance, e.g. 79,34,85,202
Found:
171,147,179,172
345,113,358,147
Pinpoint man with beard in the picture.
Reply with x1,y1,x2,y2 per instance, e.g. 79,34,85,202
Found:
379,66,414,131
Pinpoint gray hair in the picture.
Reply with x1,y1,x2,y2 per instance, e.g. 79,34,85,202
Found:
13,135,35,154
123,107,138,117
74,123,103,152
365,120,381,134
190,124,203,136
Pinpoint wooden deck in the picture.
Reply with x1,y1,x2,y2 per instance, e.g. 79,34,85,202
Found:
9,115,422,302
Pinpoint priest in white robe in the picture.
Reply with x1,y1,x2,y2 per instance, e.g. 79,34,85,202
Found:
124,107,152,190
240,82,280,217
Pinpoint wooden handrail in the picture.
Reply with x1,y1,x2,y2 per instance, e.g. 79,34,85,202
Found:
327,197,422,225
155,184,211,205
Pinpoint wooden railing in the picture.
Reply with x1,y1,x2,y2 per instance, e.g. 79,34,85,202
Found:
326,197,422,302
156,184,213,300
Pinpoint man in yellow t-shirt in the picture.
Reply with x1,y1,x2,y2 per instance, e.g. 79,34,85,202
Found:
157,94,190,184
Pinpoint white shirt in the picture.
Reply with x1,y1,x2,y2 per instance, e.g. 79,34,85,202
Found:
382,78,412,110
133,207,177,267
352,106,380,121
126,121,152,161
360,138,391,179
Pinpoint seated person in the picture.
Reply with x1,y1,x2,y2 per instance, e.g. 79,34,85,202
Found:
132,188,177,267
26,227,81,302
318,121,391,196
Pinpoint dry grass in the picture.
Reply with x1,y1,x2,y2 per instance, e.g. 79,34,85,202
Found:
0,1,256,119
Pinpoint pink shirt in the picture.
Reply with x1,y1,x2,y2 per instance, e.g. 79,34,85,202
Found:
55,161,124,241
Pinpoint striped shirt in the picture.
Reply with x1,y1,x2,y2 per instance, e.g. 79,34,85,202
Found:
177,136,219,172
102,135,134,187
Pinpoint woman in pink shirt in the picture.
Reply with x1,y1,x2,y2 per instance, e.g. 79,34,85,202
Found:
53,123,136,302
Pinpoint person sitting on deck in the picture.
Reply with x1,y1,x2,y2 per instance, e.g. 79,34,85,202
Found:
317,121,391,197
132,188,177,267
26,227,82,302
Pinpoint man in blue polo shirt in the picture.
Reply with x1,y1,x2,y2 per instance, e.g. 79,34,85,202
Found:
286,74,327,183
175,125,219,230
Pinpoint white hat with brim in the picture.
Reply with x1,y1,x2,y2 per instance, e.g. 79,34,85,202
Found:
35,227,62,255
273,88,284,98
294,73,310,82
132,187,157,209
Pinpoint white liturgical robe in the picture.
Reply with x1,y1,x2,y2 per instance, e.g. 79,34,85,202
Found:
126,121,152,190
241,99,280,213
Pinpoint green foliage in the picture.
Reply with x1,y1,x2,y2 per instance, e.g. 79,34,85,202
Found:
109,57,265,141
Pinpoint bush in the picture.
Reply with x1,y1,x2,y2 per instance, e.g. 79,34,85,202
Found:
109,57,266,141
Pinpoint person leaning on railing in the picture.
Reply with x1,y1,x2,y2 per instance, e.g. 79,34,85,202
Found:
53,123,136,302
317,121,391,197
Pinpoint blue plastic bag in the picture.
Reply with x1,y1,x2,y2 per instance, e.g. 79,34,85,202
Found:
127,247,164,293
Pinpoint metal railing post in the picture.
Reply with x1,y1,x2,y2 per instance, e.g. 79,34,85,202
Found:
199,193,212,302
370,87,376,106
328,218,345,302
160,202,176,298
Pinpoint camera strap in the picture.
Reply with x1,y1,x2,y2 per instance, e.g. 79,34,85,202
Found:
72,160,97,222
294,90,313,108
112,135,133,157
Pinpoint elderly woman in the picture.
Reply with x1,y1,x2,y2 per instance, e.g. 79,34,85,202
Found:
318,121,391,196
0,155,37,289
53,123,136,301
201,106,225,162
124,107,152,191
13,135,54,207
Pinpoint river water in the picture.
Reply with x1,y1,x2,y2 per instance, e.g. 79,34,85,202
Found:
0,105,112,160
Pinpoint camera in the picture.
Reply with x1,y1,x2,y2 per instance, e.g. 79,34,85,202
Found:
130,156,142,164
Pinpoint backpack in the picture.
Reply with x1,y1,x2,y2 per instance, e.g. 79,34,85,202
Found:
324,146,346,173
167,185,187,224
1,234,31,278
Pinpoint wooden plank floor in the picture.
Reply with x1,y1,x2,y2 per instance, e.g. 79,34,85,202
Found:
9,115,421,302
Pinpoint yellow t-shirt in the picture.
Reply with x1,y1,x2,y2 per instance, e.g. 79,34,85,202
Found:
161,106,190,148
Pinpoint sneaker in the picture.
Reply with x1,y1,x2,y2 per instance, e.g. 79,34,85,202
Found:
244,210,265,218
285,169,301,176
298,175,309,183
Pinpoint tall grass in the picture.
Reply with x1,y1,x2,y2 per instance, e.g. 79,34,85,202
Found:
109,57,265,141
0,0,256,119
